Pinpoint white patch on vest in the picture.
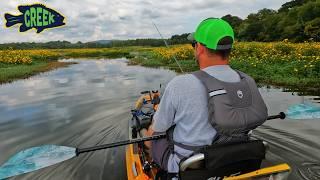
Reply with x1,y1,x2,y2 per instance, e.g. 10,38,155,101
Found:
237,90,243,99
209,90,227,97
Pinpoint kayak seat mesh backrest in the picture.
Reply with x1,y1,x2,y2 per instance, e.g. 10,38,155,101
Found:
179,140,266,180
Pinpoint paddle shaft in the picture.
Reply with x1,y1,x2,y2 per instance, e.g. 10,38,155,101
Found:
267,112,286,120
76,133,166,155
76,112,285,155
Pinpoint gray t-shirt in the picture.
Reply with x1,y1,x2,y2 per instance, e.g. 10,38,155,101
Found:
152,65,240,173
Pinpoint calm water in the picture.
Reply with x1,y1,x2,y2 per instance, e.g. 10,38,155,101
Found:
0,59,319,180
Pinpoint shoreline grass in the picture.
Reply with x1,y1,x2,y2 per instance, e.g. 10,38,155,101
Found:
129,57,320,96
128,43,320,94
0,48,132,84
1,43,319,95
0,60,74,84
129,56,320,86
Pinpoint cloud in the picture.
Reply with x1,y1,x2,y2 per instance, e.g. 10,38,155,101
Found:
0,0,290,43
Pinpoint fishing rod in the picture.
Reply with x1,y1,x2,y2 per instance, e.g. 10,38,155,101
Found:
75,133,166,155
152,22,184,73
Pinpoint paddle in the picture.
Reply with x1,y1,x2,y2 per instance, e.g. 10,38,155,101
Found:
287,102,320,119
0,112,293,179
0,134,166,179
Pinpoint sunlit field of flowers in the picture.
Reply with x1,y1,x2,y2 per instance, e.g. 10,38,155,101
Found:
131,42,320,88
0,49,33,64
231,42,320,79
0,48,132,65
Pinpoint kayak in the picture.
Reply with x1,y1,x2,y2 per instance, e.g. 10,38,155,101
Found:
126,90,160,180
125,90,291,180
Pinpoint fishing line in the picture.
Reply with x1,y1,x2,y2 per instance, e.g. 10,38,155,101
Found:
152,21,185,73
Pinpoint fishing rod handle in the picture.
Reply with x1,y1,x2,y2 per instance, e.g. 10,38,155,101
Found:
76,133,166,156
267,112,286,120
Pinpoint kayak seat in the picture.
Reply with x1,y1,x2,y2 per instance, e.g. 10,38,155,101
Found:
130,105,154,139
179,140,266,180
139,116,153,129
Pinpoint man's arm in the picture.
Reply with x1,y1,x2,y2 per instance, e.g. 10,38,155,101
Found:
144,81,177,148
152,82,176,132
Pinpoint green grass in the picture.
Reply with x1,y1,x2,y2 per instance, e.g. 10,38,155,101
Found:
0,48,132,84
128,51,320,90
230,59,320,88
0,60,73,84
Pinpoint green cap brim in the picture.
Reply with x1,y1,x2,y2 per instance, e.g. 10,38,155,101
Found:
187,32,195,42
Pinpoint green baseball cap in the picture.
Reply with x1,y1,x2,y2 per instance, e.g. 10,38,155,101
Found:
188,18,234,50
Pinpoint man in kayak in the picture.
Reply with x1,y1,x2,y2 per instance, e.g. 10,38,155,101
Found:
144,18,268,176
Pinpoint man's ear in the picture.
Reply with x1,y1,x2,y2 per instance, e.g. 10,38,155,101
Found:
197,43,206,56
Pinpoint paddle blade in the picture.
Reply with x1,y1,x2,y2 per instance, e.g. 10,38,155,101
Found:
287,103,320,119
0,145,76,179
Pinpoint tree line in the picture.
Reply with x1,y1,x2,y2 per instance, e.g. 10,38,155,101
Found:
0,37,190,50
0,0,319,49
222,0,320,42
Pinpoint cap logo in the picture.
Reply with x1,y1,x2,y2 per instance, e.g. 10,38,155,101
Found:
237,90,243,99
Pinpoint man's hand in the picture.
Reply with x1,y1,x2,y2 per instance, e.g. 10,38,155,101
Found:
144,125,154,149
140,121,155,149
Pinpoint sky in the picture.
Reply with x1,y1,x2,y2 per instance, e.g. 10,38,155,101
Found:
0,0,290,43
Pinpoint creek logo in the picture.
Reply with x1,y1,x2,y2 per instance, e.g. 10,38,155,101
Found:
4,4,66,33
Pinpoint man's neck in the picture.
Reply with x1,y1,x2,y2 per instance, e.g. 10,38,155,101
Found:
200,59,229,70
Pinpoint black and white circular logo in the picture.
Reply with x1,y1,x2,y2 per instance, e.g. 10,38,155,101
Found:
237,90,243,99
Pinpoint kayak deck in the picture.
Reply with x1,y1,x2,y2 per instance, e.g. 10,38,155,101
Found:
126,144,149,180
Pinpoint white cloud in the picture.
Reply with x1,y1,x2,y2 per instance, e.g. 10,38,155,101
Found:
0,0,290,43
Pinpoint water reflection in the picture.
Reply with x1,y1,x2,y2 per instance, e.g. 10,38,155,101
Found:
0,58,176,180
0,58,319,180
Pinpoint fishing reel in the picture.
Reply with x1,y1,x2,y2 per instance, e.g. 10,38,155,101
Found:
143,161,160,173
143,161,152,172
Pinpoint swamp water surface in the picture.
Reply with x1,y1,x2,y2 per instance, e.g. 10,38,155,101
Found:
0,58,319,180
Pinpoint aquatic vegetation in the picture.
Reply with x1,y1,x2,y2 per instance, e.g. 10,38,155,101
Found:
0,48,131,65
0,48,132,84
137,42,320,88
230,42,320,79
152,44,194,63
0,43,319,88
150,42,320,76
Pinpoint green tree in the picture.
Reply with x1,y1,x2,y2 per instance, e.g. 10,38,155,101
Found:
304,17,320,40
221,15,243,36
278,0,307,12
